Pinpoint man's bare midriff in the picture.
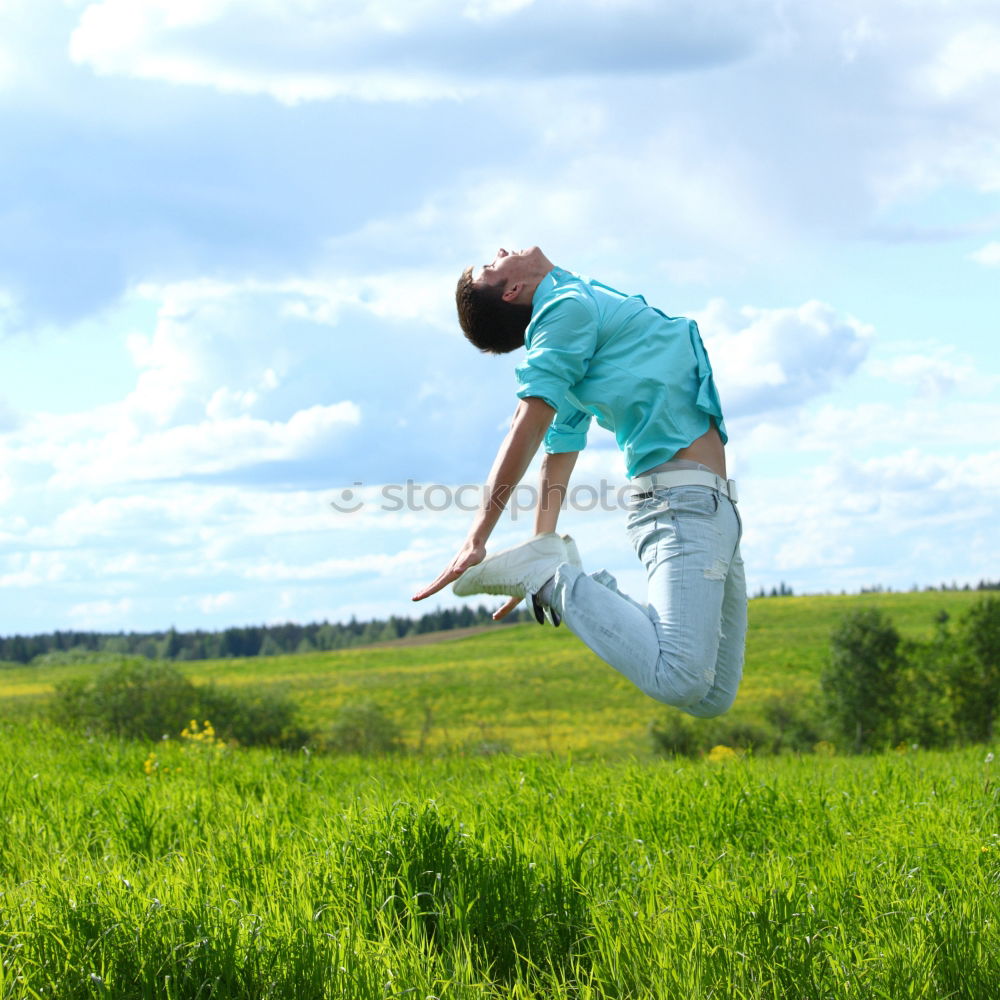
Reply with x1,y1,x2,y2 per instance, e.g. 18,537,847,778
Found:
671,425,727,479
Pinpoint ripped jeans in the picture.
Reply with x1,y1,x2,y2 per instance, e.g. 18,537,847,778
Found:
549,485,746,717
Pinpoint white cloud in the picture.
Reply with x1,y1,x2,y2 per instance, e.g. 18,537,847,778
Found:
866,347,997,398
243,543,435,582
463,0,536,21
47,494,183,545
0,551,69,589
47,402,361,487
737,446,1000,592
68,598,135,628
697,300,874,418
0,269,478,495
921,24,1000,99
199,591,236,614
68,0,776,103
969,241,1000,267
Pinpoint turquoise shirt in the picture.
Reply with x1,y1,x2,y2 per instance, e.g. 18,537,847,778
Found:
514,267,727,479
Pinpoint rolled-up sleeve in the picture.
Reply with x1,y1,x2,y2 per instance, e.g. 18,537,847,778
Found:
543,395,592,454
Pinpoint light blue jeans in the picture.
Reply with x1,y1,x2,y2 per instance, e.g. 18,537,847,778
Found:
550,485,746,717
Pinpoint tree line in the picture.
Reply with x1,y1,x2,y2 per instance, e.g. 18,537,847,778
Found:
752,578,1000,600
0,604,528,666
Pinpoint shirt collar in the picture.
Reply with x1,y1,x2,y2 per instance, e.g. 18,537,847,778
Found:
531,266,565,310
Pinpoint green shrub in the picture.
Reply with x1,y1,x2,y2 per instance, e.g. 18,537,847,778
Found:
322,699,404,755
197,684,312,750
51,660,198,740
648,713,705,756
49,658,311,749
650,712,775,757
761,693,826,753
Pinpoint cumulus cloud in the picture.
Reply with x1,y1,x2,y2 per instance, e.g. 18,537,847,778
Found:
69,0,775,102
736,443,1000,592
866,348,998,398
49,403,361,487
5,0,996,327
697,300,874,418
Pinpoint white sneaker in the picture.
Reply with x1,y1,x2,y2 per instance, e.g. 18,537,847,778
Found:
531,533,583,627
453,532,568,600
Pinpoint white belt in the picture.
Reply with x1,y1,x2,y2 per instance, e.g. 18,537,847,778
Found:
630,470,738,503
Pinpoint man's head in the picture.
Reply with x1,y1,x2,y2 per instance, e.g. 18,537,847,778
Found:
455,247,553,354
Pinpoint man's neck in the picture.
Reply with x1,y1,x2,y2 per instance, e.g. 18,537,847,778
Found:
519,256,555,305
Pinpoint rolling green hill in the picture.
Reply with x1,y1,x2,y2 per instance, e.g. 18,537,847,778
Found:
2,590,986,757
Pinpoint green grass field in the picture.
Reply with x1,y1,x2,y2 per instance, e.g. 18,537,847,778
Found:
2,591,997,998
1,723,997,998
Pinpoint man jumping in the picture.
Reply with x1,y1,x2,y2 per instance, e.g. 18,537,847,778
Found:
412,247,745,717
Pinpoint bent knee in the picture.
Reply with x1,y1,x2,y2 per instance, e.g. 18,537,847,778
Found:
648,657,740,718
648,663,714,712
682,691,737,719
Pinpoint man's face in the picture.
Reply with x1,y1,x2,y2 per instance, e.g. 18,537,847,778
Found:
473,246,543,288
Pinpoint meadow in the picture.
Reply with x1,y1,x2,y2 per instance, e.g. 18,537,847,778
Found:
1,590,998,998
1,724,997,998
0,590,988,758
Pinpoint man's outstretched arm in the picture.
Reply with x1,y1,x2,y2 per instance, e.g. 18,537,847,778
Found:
490,448,579,620
411,396,555,602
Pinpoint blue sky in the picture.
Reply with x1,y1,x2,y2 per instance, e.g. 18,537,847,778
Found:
1,0,998,635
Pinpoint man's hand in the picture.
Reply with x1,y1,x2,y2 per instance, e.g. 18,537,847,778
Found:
411,538,486,602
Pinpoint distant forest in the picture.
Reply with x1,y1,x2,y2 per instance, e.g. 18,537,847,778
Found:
0,604,530,666
2,580,997,667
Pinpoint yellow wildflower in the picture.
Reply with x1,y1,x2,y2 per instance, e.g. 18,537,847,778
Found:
707,744,740,764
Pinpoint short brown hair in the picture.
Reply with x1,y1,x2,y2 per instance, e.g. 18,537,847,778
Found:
455,267,532,354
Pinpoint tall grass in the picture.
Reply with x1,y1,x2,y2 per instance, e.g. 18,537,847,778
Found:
2,719,997,998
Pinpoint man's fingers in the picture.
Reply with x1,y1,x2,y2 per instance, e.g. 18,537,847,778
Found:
412,564,466,602
492,596,523,620
412,546,484,602
412,572,454,602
